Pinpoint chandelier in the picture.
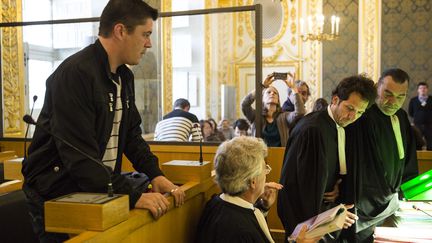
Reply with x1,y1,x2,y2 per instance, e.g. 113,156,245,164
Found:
300,14,340,42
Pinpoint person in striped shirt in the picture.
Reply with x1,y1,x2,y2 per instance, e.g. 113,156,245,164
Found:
154,98,202,142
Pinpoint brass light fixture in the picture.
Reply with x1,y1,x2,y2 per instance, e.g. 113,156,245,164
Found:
300,14,340,42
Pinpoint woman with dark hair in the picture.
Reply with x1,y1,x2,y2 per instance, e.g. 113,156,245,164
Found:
200,119,223,142
208,118,226,141
241,73,306,147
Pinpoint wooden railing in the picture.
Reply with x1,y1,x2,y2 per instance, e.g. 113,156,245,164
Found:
1,139,431,239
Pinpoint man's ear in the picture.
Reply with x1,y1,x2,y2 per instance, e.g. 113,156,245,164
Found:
249,177,257,190
331,95,339,105
112,23,126,39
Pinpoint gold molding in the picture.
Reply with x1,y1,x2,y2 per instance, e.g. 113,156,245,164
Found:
263,45,284,63
1,0,25,137
233,45,277,64
245,0,289,45
359,0,381,82
205,0,213,119
290,0,297,46
162,0,172,114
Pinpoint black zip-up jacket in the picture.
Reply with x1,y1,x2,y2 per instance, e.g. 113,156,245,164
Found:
22,40,163,208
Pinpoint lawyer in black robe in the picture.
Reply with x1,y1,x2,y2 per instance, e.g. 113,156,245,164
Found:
196,136,283,243
277,75,377,241
347,68,419,242
278,110,340,236
352,105,418,237
197,194,271,243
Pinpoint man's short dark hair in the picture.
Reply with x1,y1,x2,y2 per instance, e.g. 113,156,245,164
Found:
418,82,428,88
331,74,377,107
174,98,190,109
99,0,158,37
378,68,410,85
233,119,250,131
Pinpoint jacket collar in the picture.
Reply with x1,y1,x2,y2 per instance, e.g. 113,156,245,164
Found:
93,39,129,82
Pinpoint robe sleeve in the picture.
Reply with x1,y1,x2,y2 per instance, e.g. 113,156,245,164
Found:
278,125,327,234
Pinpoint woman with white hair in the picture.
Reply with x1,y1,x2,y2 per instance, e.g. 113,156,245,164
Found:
241,73,306,147
195,136,317,243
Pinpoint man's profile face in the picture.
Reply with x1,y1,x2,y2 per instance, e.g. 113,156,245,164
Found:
297,84,310,103
123,19,153,65
418,85,428,97
376,76,408,116
331,92,368,127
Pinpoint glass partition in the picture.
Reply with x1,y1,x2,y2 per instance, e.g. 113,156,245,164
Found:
0,3,263,145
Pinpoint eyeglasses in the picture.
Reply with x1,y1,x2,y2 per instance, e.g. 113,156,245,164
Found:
264,164,272,175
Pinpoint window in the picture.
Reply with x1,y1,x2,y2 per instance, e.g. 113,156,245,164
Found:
22,0,108,136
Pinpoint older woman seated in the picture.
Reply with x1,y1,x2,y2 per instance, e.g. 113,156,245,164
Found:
196,136,317,243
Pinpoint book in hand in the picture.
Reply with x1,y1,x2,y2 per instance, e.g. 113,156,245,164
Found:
289,204,347,240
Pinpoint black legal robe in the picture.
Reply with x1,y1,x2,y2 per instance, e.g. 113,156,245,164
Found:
347,104,418,233
277,110,343,237
196,194,270,243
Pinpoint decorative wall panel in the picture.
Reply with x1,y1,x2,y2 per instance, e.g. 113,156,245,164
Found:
359,0,381,82
322,0,358,100
1,0,25,137
381,0,432,111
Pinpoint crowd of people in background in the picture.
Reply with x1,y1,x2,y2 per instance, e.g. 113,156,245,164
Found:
156,72,431,152
156,72,331,145
156,75,331,146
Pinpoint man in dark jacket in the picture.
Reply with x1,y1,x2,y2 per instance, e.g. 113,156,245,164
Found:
22,1,184,242
282,80,310,112
408,82,432,150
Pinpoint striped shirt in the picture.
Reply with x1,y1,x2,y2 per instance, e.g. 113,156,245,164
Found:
154,109,201,142
102,78,122,170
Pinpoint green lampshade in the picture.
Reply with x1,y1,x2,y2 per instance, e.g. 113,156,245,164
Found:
401,170,432,201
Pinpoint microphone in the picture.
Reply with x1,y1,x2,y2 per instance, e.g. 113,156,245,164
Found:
412,205,432,218
194,124,203,165
24,95,38,159
23,114,114,197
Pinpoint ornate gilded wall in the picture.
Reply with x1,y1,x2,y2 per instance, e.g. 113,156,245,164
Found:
381,0,432,110
1,0,25,137
322,0,358,100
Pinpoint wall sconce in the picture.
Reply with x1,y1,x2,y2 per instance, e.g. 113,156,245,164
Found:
300,14,340,42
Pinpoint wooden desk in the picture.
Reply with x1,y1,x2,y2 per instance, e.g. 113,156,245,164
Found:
0,138,429,239
4,157,24,180
66,178,218,242
0,151,16,162
122,145,286,233
374,201,432,242
0,180,23,195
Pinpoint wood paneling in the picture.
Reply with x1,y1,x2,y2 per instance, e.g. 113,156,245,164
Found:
122,144,286,231
2,140,431,235
417,150,432,174
67,180,217,243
